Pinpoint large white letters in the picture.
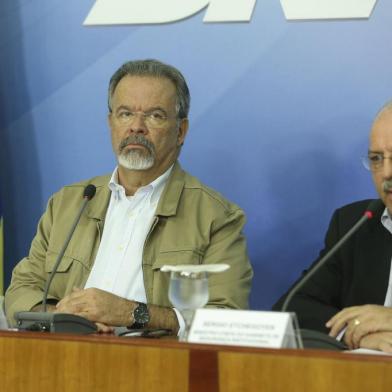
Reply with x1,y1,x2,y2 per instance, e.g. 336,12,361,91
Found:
280,0,377,20
83,0,378,25
83,0,256,26
204,0,256,22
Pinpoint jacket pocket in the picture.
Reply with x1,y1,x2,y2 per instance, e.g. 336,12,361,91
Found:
149,249,204,306
44,251,89,299
151,248,205,270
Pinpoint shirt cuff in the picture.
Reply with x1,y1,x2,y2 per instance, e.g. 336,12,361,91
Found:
173,308,186,337
336,327,346,341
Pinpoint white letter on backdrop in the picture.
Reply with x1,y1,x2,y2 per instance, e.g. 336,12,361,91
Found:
280,0,378,20
83,0,256,25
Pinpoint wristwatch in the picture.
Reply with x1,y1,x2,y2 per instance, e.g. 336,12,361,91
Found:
129,302,150,329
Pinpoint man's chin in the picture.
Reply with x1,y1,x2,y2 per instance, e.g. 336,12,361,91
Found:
118,154,154,171
119,164,152,171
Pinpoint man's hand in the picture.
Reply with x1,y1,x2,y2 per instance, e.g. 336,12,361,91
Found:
359,332,392,353
326,305,392,349
30,292,115,333
56,287,179,333
95,322,115,333
56,287,133,326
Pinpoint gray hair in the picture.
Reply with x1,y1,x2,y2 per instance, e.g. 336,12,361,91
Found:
108,59,190,119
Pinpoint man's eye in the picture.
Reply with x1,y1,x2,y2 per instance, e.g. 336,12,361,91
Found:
369,155,383,163
149,111,166,120
119,111,132,118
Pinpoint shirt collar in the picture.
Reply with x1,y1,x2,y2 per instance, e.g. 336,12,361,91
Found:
108,165,174,205
381,207,392,235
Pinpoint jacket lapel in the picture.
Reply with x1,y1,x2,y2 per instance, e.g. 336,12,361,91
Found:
155,161,185,218
358,214,392,304
86,175,111,223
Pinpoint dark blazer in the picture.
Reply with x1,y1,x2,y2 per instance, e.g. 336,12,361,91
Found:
273,199,392,333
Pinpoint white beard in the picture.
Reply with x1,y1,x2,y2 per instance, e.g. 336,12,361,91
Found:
118,149,155,170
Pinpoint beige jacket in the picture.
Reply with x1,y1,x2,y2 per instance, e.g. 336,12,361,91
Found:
5,162,253,323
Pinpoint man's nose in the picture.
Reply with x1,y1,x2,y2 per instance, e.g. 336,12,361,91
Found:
382,157,392,179
128,113,148,134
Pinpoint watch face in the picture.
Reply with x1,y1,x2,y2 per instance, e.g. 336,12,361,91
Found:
134,303,150,325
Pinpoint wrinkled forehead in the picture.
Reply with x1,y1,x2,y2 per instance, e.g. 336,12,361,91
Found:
111,75,178,111
370,109,392,151
115,75,176,97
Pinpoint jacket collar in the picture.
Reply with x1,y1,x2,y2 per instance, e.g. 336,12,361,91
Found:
84,160,185,220
86,175,111,221
155,161,185,217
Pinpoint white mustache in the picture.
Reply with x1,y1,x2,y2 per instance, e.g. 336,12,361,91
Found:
383,179,392,192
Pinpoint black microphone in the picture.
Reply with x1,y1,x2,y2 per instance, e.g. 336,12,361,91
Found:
279,199,384,350
281,199,384,312
15,184,98,334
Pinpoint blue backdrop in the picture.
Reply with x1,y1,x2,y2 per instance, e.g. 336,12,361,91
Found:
0,1,390,309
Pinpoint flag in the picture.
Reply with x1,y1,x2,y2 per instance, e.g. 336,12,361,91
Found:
0,202,3,295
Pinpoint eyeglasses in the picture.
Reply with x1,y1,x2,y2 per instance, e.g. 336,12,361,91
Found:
362,153,392,171
113,109,175,128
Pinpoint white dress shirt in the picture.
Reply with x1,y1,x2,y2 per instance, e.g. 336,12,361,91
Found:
85,166,171,298
84,165,184,331
380,208,392,307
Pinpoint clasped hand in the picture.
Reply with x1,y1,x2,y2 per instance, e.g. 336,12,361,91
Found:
326,304,392,352
56,287,133,333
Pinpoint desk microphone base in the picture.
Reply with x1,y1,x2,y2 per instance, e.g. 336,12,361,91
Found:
15,311,97,334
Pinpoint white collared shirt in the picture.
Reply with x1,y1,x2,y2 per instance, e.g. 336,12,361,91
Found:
380,208,392,307
84,166,172,302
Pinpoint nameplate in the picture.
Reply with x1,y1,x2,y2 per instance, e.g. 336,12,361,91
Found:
187,309,302,349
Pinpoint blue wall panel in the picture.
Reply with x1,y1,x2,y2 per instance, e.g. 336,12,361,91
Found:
0,1,390,309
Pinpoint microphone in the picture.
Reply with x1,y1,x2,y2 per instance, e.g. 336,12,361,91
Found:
279,199,384,350
15,184,98,334
42,184,96,311
281,199,384,312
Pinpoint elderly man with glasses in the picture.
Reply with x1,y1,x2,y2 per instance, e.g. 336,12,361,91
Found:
274,101,392,353
5,59,253,334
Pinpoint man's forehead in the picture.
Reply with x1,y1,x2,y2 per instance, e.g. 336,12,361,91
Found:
117,75,175,92
112,75,176,105
370,111,392,149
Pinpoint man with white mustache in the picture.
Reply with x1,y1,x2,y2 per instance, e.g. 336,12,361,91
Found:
274,101,392,353
5,59,253,333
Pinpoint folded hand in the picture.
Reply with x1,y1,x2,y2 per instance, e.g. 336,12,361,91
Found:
56,287,133,326
326,305,392,349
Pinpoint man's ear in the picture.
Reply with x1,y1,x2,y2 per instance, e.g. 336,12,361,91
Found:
177,118,189,146
108,112,113,128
